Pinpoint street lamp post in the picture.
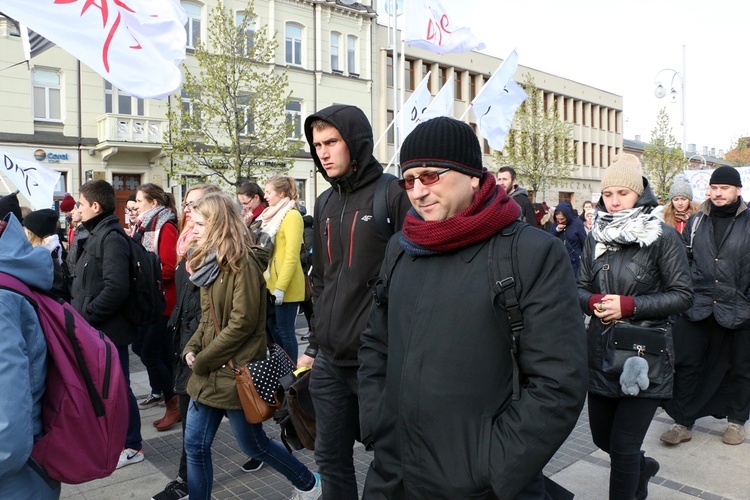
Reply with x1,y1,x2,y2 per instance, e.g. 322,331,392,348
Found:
688,154,707,170
654,44,686,152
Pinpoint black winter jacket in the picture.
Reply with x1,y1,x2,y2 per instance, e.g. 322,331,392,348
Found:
70,213,134,347
304,105,411,366
358,226,588,499
683,198,750,328
577,185,693,399
170,259,201,394
510,187,536,227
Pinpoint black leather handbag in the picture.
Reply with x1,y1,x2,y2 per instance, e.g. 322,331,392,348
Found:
601,321,668,383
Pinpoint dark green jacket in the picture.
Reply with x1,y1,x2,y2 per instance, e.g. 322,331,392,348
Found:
184,251,267,409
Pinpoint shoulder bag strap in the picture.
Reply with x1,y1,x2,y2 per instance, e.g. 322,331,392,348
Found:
207,291,235,371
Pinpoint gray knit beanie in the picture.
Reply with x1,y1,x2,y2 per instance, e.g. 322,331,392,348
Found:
668,174,693,201
601,153,645,196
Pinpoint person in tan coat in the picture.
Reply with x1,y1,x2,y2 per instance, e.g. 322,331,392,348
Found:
182,192,321,500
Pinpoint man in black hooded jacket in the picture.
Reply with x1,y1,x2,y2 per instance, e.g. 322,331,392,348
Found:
298,104,410,499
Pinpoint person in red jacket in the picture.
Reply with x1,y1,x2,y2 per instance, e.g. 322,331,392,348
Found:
133,183,180,431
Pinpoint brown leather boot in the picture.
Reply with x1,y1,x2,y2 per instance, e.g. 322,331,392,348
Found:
154,396,181,431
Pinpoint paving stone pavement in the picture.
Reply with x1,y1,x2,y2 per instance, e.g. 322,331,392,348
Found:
61,322,749,499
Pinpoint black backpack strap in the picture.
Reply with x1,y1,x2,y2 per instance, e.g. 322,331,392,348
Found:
489,222,528,401
374,173,397,239
369,239,404,308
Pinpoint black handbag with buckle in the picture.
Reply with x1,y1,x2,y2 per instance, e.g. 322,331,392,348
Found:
601,321,668,384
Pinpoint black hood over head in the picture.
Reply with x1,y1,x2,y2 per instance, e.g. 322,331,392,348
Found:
304,105,383,193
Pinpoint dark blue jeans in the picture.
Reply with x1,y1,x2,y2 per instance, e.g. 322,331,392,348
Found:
184,399,315,499
309,351,360,500
139,316,174,401
117,345,142,451
267,302,299,360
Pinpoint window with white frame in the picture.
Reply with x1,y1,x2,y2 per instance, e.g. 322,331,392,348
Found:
285,23,302,66
347,35,357,75
236,11,255,55
105,81,144,115
285,100,302,139
181,88,200,128
330,32,341,72
182,2,201,49
237,93,254,136
32,68,62,121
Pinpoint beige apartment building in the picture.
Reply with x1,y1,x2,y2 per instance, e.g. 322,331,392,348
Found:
0,0,621,217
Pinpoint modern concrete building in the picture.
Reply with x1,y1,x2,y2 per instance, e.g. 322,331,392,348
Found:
0,0,624,218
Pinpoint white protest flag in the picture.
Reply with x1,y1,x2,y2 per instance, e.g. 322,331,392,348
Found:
471,50,528,151
1,147,61,210
395,71,433,140
403,0,486,54
0,0,187,99
421,75,454,122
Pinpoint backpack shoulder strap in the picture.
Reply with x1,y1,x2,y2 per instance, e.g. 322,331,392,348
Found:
315,187,334,224
374,173,397,239
488,221,528,401
687,212,704,254
370,239,404,308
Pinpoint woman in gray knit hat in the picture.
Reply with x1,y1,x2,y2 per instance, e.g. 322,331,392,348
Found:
661,174,699,234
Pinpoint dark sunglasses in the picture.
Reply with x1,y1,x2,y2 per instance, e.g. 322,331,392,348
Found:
398,168,451,191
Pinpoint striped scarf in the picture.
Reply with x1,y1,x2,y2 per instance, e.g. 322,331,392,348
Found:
590,208,662,259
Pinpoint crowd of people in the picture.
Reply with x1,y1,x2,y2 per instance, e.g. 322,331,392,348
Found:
1,102,749,500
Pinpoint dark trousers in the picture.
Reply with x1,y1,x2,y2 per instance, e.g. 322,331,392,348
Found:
309,352,360,500
140,316,175,402
117,345,143,451
177,394,190,481
667,315,750,426
588,393,659,500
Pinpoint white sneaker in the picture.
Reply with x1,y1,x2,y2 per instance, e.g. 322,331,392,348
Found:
116,448,144,469
291,472,321,500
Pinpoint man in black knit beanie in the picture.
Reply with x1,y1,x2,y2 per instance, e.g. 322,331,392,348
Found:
663,166,750,446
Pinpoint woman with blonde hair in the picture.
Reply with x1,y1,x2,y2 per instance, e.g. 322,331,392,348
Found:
258,175,306,360
183,192,320,500
661,174,699,234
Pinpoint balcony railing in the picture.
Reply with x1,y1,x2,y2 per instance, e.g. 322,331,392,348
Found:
97,114,166,145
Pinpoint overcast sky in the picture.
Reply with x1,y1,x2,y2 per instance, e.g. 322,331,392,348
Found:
427,0,749,155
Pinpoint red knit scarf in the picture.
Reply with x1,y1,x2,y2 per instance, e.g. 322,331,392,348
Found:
401,172,521,254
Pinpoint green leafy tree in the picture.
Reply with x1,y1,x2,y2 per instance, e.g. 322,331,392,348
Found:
165,0,298,190
642,107,685,202
496,74,574,200
726,136,750,167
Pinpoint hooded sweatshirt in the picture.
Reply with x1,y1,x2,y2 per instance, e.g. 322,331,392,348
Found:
304,105,411,365
548,201,588,276
0,214,59,498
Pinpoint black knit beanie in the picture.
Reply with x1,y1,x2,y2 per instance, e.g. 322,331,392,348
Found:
400,117,484,178
23,208,58,238
709,166,742,187
0,192,22,222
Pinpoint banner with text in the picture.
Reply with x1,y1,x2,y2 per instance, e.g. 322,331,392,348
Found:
1,147,61,210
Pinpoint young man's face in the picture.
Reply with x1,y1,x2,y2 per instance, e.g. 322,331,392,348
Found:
78,194,100,222
496,171,514,194
312,125,352,179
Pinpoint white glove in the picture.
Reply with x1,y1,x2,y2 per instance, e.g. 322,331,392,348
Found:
274,289,285,306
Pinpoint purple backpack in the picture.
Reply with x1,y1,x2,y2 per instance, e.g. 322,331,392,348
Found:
0,272,128,484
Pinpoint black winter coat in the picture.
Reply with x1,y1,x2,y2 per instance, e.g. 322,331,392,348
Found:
70,213,134,347
169,259,201,395
577,186,693,399
683,199,750,329
304,105,411,366
359,226,588,499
